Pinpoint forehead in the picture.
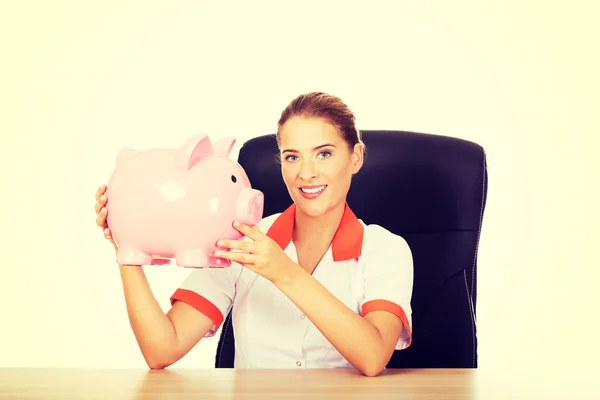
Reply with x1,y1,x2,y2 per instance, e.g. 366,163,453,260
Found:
279,116,343,149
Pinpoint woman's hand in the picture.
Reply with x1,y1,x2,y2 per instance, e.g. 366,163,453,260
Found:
214,221,300,284
94,184,118,255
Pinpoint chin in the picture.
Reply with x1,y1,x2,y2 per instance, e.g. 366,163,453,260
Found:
294,197,336,218
298,204,328,217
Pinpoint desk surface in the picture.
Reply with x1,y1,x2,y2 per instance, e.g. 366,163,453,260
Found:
1,368,474,399
0,367,596,399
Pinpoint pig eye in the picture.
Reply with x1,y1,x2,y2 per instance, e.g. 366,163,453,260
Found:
231,175,237,183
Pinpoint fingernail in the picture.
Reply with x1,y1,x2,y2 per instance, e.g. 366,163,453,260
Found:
233,221,240,227
217,240,224,246
214,250,222,256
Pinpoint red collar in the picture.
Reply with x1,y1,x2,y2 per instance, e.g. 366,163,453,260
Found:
266,202,364,261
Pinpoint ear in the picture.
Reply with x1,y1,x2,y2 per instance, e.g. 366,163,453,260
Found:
176,134,213,172
116,148,137,165
351,143,364,174
212,137,236,158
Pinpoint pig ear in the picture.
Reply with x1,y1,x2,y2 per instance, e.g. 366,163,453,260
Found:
212,137,236,158
176,134,213,172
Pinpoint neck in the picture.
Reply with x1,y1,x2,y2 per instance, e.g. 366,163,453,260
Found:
292,201,346,245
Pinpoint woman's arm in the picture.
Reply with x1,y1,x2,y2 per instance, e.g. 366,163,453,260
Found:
96,184,215,369
273,261,404,377
119,265,215,369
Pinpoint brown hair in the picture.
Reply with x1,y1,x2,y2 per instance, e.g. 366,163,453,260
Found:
276,92,363,151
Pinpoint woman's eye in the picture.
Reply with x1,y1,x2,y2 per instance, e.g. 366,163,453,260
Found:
284,152,330,162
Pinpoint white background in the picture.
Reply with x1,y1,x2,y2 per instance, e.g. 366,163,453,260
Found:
1,0,598,384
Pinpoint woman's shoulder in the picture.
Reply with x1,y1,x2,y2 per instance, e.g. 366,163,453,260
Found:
361,221,407,243
357,222,413,280
360,221,412,257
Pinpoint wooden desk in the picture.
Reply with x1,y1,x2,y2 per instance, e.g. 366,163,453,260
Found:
2,367,597,399
1,368,476,399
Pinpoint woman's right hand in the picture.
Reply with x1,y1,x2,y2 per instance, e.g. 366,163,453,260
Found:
95,184,118,255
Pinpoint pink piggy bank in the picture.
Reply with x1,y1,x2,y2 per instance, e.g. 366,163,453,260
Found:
105,133,264,268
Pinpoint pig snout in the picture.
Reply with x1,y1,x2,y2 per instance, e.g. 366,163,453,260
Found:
236,188,264,226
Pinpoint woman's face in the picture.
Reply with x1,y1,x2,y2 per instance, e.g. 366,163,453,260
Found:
278,116,363,218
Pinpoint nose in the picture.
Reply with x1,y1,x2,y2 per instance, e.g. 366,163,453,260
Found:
299,159,318,181
236,188,264,225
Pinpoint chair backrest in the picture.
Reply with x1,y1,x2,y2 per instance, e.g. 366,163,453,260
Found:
216,130,488,368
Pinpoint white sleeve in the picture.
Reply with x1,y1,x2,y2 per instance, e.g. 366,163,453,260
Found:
170,263,241,338
360,227,414,350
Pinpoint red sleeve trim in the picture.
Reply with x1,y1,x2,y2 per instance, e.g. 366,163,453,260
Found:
362,299,412,346
170,289,224,332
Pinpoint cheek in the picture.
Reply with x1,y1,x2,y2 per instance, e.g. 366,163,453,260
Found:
281,165,295,184
326,161,352,179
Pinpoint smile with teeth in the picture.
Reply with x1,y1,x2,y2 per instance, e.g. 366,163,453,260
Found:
300,185,326,194
301,185,325,193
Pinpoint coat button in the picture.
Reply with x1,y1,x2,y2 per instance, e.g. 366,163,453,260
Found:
300,314,305,320
296,361,302,366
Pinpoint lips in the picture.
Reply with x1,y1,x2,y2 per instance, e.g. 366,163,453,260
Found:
299,185,327,199
300,185,326,194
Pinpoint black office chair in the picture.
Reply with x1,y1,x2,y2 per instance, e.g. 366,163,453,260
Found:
215,130,488,368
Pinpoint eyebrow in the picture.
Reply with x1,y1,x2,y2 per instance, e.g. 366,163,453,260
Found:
281,144,336,154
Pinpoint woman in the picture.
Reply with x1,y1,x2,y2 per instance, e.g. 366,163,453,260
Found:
94,92,413,377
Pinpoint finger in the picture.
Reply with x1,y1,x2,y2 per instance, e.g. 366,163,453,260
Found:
214,249,257,265
96,209,107,227
94,196,107,214
95,184,106,201
217,239,255,253
233,221,264,241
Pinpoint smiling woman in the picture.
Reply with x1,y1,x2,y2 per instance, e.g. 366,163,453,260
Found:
276,93,365,229
93,92,414,377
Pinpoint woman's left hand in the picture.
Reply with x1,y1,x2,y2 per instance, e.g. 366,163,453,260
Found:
214,221,298,284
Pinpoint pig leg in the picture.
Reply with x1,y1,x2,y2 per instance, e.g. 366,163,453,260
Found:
175,249,210,268
117,246,153,266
